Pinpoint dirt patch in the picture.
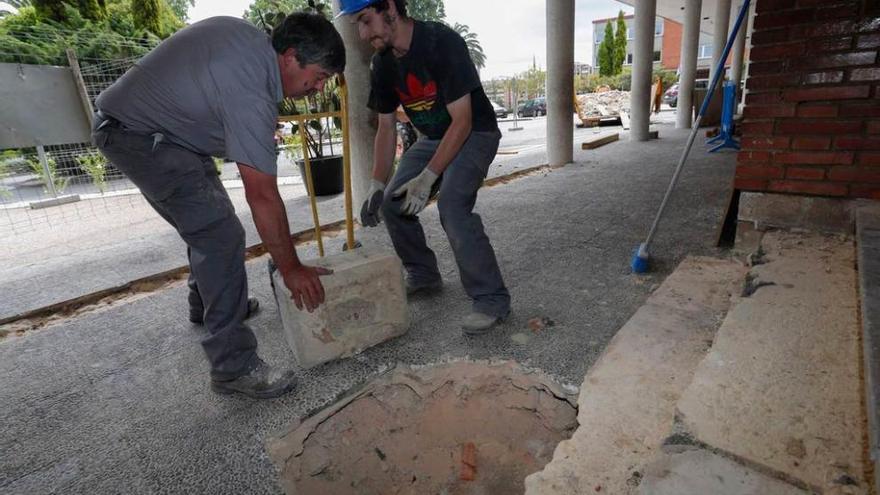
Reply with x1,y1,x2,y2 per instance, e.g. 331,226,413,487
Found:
268,360,579,495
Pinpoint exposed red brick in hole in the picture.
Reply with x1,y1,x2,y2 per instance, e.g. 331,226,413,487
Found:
768,180,848,196
460,442,477,481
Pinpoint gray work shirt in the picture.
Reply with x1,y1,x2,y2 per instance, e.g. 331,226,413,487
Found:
96,16,283,175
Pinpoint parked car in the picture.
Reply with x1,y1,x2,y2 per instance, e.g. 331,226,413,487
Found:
663,84,679,108
490,101,508,119
517,97,546,117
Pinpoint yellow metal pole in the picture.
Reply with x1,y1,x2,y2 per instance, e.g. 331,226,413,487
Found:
298,121,324,257
339,75,356,250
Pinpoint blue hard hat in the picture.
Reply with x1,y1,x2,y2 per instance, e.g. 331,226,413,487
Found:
335,0,380,18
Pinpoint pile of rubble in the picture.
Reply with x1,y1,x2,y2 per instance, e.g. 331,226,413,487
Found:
576,89,630,117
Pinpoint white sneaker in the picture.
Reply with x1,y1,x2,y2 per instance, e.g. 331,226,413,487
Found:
461,311,506,335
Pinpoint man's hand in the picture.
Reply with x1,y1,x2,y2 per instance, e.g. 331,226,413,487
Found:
282,264,333,313
360,179,386,227
392,168,439,216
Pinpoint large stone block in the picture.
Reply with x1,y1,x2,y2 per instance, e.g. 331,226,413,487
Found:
271,246,408,368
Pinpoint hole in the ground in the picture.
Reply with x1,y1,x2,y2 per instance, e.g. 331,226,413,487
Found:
268,360,579,495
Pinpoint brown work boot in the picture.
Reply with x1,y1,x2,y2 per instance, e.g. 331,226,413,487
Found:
210,358,297,399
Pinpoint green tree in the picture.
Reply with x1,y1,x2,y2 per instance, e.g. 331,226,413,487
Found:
32,0,105,21
165,0,192,21
244,0,312,26
597,21,614,76
407,0,444,21
1,0,31,18
613,10,627,75
452,22,485,70
131,0,161,35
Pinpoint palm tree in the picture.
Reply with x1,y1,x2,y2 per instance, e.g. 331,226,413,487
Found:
452,22,486,71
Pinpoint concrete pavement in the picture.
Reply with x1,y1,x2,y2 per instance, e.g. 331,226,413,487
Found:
0,121,739,493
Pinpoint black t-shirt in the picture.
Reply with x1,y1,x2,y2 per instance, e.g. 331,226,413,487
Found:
368,21,497,140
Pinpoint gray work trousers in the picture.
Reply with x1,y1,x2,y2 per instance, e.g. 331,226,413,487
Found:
92,114,257,381
381,130,510,318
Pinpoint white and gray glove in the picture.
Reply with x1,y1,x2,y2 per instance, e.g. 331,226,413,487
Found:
392,168,439,216
360,179,386,227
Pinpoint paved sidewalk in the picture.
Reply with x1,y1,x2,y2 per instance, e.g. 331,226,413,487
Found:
0,124,737,494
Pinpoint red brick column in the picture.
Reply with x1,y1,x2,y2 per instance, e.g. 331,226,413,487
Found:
735,0,880,199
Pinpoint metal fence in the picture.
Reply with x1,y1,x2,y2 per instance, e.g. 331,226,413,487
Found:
0,26,156,235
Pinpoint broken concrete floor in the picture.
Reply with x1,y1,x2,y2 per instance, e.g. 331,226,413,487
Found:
528,230,869,495
268,360,577,495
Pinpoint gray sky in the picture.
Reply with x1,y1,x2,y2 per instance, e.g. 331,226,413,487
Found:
189,0,633,79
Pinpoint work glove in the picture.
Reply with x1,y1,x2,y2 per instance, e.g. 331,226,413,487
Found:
392,168,439,216
359,179,386,227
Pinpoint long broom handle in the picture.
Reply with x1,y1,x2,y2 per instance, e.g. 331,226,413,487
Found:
642,0,751,250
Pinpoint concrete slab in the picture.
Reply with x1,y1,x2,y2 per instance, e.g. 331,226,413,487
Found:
271,246,408,368
675,231,867,492
857,206,880,486
524,257,745,495
639,448,809,495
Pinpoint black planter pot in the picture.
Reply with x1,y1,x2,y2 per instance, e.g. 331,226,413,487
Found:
296,155,344,196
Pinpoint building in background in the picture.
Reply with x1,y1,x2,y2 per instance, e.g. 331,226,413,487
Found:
592,15,716,74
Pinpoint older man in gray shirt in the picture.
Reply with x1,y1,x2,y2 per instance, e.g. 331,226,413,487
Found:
93,13,345,399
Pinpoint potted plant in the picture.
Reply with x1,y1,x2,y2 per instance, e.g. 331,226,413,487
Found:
279,79,345,196
259,0,345,196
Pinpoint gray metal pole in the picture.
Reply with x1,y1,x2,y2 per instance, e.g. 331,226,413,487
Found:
631,0,657,141
36,145,58,198
676,0,702,129
546,0,575,166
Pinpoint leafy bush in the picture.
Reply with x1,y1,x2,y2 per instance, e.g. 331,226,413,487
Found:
27,153,68,193
75,151,108,191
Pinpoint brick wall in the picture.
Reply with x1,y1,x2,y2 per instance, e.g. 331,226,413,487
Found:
662,19,684,70
735,0,880,199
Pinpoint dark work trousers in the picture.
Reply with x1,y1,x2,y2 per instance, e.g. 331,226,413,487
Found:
381,130,511,318
92,114,257,381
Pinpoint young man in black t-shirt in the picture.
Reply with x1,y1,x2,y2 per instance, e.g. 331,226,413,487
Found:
339,0,510,334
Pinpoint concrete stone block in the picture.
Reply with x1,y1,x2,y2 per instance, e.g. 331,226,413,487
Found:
271,246,408,368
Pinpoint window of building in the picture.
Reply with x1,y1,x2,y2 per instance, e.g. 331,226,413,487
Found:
625,53,633,65
655,19,664,36
654,50,661,62
698,43,713,59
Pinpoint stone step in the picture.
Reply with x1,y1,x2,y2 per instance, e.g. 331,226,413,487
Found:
669,231,867,494
524,256,745,494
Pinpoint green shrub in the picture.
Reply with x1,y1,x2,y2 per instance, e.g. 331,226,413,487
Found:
76,151,108,191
